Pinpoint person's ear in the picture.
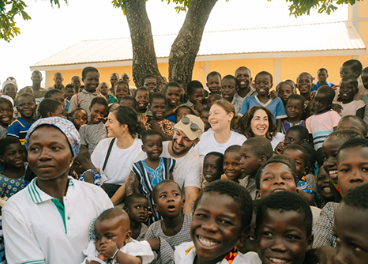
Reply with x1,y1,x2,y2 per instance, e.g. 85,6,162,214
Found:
141,145,145,152
354,87,359,95
0,155,5,163
193,138,200,146
73,160,82,168
354,71,360,79
307,234,314,249
301,139,308,145
259,155,267,165
47,112,53,117
125,230,132,244
255,190,261,199
148,103,151,110
228,112,234,122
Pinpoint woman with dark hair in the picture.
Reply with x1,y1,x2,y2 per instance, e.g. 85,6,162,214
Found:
91,106,144,197
240,106,284,150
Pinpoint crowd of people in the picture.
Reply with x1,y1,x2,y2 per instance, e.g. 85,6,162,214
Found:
0,59,368,263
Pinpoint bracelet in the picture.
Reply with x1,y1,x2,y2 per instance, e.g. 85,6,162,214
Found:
112,248,119,260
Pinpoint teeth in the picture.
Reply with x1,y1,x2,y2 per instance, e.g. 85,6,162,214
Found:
269,258,287,263
198,236,219,247
323,187,331,194
329,170,338,179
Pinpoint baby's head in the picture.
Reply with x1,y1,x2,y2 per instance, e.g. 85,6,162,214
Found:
152,180,183,218
256,191,313,264
334,183,368,263
282,145,309,181
203,152,224,183
240,137,273,177
94,208,131,250
336,115,367,137
223,145,243,182
124,193,149,224
191,180,253,263
256,155,298,199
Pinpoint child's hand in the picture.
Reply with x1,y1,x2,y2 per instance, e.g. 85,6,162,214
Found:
331,103,343,114
138,114,148,125
269,90,277,100
149,120,162,131
195,101,204,112
0,197,8,207
98,240,119,259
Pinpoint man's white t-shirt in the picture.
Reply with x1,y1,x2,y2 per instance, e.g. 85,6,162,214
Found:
134,141,202,190
193,129,247,162
91,138,142,185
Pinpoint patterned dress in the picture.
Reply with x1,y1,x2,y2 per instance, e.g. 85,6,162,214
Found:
133,157,175,224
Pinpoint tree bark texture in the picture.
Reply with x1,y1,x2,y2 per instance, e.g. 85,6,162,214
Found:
168,0,218,86
124,0,165,89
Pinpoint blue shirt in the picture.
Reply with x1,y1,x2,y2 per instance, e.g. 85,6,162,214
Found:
7,117,35,145
311,81,335,92
239,96,287,123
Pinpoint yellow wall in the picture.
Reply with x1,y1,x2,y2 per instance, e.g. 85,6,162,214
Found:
46,55,358,88
358,0,368,67
280,56,352,85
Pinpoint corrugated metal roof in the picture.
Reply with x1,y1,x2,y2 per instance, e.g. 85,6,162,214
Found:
32,21,365,68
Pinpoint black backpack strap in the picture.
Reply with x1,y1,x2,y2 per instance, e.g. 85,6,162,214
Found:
102,138,115,171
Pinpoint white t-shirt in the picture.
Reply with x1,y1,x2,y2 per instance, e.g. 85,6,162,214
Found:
2,177,113,264
82,239,154,264
270,132,285,150
174,241,260,264
134,141,202,190
91,138,142,185
193,129,247,162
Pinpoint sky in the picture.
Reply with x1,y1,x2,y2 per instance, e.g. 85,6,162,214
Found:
0,0,348,89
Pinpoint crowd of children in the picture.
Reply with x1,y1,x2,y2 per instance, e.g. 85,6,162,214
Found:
0,59,368,263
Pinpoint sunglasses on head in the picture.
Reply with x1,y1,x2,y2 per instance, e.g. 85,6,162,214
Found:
181,116,200,132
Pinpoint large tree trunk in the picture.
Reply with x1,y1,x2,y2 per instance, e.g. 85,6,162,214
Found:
124,0,165,89
168,0,218,86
